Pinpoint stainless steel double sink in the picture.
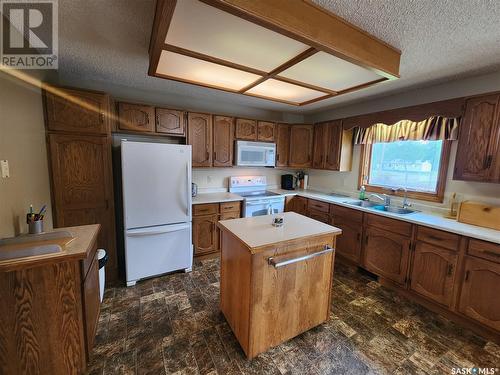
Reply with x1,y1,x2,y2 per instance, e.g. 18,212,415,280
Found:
345,200,417,215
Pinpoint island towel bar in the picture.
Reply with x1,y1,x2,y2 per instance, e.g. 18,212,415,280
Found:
268,245,334,268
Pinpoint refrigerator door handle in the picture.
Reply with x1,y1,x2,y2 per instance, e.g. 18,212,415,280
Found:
127,224,190,237
186,163,191,218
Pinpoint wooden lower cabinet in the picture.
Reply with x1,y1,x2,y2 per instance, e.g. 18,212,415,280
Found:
287,196,308,215
193,214,219,256
458,256,500,331
410,242,458,307
220,232,336,359
363,225,410,285
332,216,362,264
82,251,101,355
307,209,330,223
192,201,241,256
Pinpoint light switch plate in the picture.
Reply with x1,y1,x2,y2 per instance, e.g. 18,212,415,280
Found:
1,160,10,178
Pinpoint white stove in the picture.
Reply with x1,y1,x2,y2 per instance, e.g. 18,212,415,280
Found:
229,176,285,217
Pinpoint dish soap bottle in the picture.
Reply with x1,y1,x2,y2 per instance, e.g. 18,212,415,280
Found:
359,185,366,200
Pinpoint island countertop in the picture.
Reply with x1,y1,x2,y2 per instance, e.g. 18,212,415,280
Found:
0,224,100,272
218,212,342,250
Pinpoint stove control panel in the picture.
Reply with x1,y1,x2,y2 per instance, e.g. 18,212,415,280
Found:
229,176,267,188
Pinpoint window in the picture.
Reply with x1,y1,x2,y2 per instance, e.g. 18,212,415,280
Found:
360,140,451,202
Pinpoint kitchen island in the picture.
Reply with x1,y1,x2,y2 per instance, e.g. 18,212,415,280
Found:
218,212,342,359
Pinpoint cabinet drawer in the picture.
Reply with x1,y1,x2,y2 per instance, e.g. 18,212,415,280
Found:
417,226,460,251
468,239,500,263
330,204,363,223
307,199,329,213
366,213,412,237
220,212,240,220
307,209,330,224
193,203,219,216
220,201,241,213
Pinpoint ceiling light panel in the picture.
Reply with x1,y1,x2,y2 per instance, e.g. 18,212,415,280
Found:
165,0,309,72
156,50,262,91
246,79,326,104
279,52,383,91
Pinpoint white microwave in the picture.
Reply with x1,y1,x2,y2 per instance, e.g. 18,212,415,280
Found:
235,141,276,167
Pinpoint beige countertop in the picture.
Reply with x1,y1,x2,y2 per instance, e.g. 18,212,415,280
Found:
218,212,342,249
269,189,500,245
0,224,100,272
192,192,244,205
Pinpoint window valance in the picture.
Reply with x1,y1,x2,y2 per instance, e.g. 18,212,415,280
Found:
353,116,460,145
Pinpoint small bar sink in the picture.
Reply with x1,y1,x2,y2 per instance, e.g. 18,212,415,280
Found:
0,244,62,261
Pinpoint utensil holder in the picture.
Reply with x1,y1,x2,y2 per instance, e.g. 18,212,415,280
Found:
28,220,44,234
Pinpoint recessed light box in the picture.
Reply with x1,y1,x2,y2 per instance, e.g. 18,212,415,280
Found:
279,52,384,92
165,0,309,72
156,51,261,91
246,79,326,104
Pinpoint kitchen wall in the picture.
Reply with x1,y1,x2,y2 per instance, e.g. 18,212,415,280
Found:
303,70,500,212
0,71,54,238
193,167,295,193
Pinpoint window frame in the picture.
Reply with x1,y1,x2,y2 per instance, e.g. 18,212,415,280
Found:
358,140,452,203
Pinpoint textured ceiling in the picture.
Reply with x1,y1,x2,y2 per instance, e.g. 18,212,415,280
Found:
58,0,500,114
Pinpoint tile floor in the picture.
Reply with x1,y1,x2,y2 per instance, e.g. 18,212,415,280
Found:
87,257,500,375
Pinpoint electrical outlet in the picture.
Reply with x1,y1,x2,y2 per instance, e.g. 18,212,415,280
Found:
1,160,9,178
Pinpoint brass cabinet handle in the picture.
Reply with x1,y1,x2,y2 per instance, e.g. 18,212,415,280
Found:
485,155,493,168
447,263,454,276
464,270,470,282
268,245,334,268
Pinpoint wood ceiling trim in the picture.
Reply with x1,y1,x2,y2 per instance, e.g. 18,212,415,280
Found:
163,44,267,76
274,76,337,95
299,94,335,106
199,0,401,79
153,71,240,94
238,47,319,93
242,92,301,106
148,0,176,76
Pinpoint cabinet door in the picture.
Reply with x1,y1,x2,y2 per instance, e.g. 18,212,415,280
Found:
332,217,362,264
187,112,212,167
410,242,458,307
257,121,275,141
276,124,290,167
363,226,410,285
155,108,186,136
307,209,330,224
44,88,110,134
459,256,500,331
312,123,327,169
193,214,218,255
48,134,117,278
213,116,234,167
83,252,100,358
289,124,313,168
235,118,257,140
292,196,308,215
324,120,343,170
117,102,155,132
454,94,500,182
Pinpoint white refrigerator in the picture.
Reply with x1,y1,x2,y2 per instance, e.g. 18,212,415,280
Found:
121,141,193,286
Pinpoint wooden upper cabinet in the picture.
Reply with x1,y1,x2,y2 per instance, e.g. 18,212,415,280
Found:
257,121,275,142
44,88,110,135
117,102,155,133
187,112,212,167
235,118,257,140
454,94,500,182
363,225,411,285
312,123,327,169
155,108,186,136
324,120,353,171
459,256,500,331
213,116,234,167
276,123,290,167
410,242,458,307
289,124,314,168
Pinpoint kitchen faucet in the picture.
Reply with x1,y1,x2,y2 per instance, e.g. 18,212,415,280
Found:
369,193,391,206
391,187,412,208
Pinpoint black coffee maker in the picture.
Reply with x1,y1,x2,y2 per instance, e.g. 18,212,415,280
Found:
281,174,296,190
